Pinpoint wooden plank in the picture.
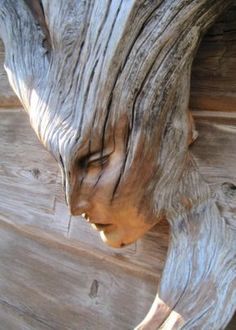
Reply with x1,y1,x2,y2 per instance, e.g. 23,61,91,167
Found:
190,5,236,112
0,40,20,108
192,110,236,118
0,221,157,330
191,115,236,189
0,209,235,330
68,216,168,276
0,109,68,234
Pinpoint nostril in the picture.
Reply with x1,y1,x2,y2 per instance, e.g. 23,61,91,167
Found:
68,202,82,216
65,187,89,216
69,206,82,217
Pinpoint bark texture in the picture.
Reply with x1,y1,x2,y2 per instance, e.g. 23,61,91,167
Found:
0,1,235,329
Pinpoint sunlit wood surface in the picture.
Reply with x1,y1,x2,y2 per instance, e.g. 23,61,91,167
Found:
0,4,236,327
0,109,235,329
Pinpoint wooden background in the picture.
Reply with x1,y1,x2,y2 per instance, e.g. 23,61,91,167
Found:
190,4,236,113
0,5,236,330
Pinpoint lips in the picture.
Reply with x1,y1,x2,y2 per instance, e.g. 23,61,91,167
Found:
81,213,112,231
91,223,112,231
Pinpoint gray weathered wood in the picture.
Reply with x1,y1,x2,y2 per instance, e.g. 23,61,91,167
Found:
0,1,236,329
0,109,168,277
0,110,235,327
1,112,235,328
0,221,157,330
0,40,20,108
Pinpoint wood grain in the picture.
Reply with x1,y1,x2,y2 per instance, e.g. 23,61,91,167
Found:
0,109,235,329
0,221,157,330
1,4,236,113
0,40,20,108
192,114,236,187
190,4,236,112
0,109,168,277
0,109,67,234
0,1,235,328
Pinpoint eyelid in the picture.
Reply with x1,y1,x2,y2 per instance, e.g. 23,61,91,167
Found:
88,152,110,162
87,153,110,167
76,150,112,169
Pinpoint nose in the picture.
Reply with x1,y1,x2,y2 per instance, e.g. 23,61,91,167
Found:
64,171,89,216
67,194,89,216
68,201,77,216
63,174,78,215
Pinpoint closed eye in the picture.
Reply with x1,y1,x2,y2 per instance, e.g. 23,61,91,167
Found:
87,154,110,168
76,152,111,170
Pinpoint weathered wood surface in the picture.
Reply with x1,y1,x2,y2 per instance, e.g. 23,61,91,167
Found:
0,109,168,277
1,5,236,113
0,109,235,329
1,110,236,245
0,221,235,330
190,4,236,111
1,109,235,276
0,40,20,108
192,113,236,186
0,221,157,330
0,1,235,328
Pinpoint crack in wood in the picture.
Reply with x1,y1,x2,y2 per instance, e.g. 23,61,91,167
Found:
89,279,99,299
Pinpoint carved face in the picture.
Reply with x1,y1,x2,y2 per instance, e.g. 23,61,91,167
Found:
68,119,158,248
1,0,206,249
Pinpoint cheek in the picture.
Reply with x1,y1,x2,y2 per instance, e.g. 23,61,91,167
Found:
101,152,125,183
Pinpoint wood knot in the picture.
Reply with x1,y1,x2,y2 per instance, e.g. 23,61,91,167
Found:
30,168,41,179
221,182,236,199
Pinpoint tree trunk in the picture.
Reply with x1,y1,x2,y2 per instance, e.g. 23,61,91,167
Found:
0,1,235,329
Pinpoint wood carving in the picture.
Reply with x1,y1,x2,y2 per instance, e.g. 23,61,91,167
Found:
0,1,235,329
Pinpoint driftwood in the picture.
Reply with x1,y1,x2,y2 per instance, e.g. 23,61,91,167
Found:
0,1,235,329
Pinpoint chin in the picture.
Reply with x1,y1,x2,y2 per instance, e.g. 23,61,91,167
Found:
99,228,141,249
99,231,128,248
